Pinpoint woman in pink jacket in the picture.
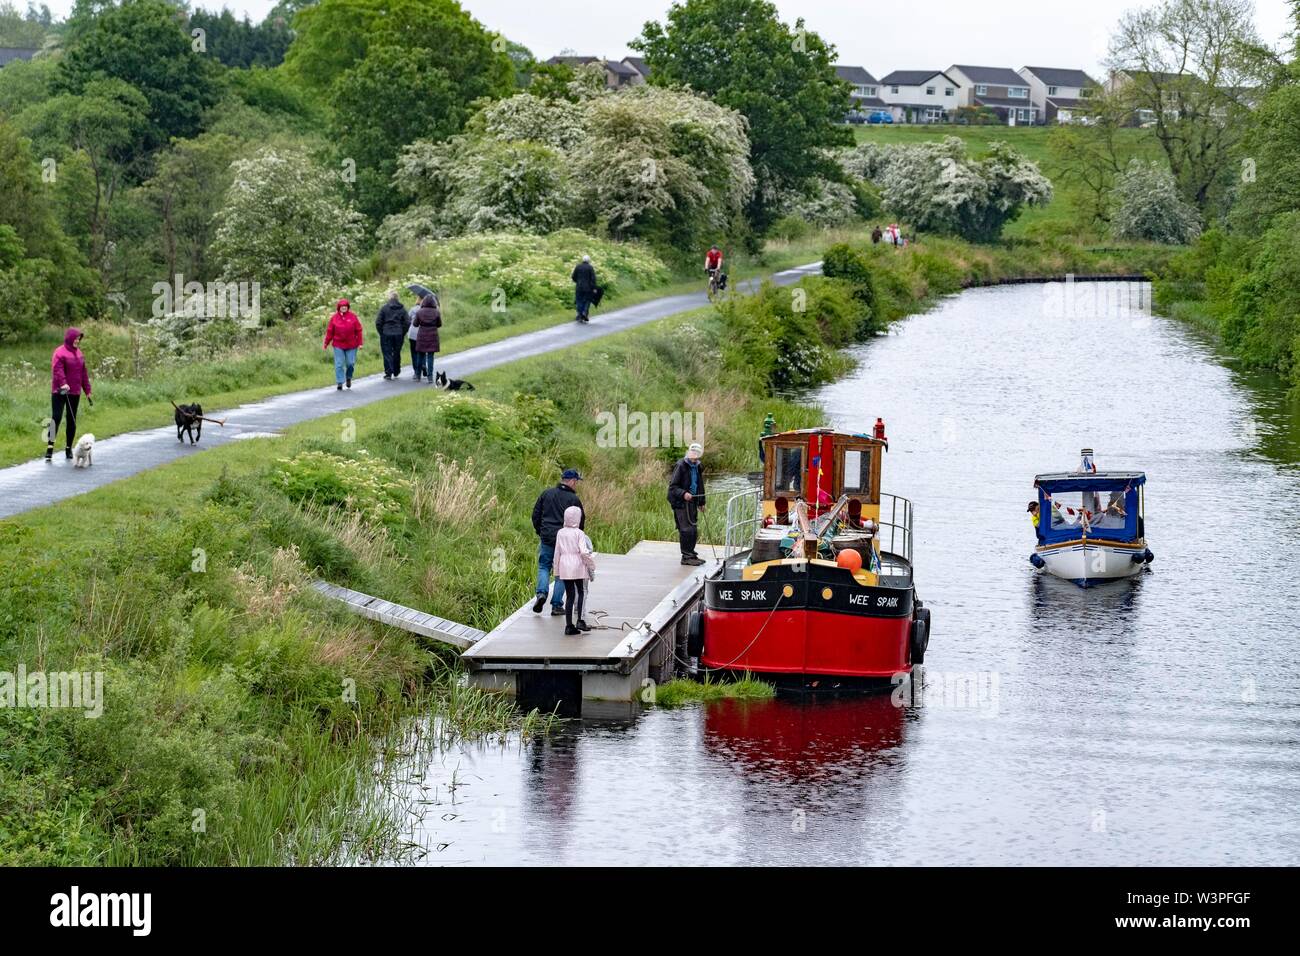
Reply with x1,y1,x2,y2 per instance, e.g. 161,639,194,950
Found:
323,298,363,390
553,505,596,635
48,326,92,461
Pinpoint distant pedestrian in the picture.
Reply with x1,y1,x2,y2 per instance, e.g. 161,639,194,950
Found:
375,289,409,381
572,255,597,323
413,293,441,384
871,225,883,244
406,300,422,380
531,469,585,615
47,326,92,462
323,298,363,390
668,443,707,565
553,505,596,635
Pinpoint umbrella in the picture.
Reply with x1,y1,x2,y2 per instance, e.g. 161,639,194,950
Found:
407,283,436,301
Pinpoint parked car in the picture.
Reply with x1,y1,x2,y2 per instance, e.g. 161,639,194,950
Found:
867,111,894,124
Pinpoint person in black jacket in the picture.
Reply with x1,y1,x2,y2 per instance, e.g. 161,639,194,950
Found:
531,469,585,614
667,443,706,565
375,290,410,380
571,255,597,323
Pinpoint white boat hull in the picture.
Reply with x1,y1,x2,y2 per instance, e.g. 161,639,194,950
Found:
1036,541,1149,587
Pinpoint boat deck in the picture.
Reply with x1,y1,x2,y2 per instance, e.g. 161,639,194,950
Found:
717,550,913,588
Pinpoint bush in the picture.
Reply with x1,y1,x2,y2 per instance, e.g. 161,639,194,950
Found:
821,242,878,315
1110,160,1202,244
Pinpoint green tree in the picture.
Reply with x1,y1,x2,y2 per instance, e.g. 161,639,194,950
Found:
56,0,221,155
141,132,241,281
0,0,46,46
632,0,852,229
328,43,462,223
210,147,365,324
284,0,514,106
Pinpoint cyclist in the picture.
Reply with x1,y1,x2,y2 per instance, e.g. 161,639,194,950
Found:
704,245,724,295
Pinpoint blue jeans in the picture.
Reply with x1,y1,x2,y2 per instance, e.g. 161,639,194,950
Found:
408,339,421,376
413,351,435,379
332,347,357,384
535,542,565,608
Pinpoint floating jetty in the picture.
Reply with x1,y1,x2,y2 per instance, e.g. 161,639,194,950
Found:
463,541,712,719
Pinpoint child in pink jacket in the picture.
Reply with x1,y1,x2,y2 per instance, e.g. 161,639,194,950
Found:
553,505,596,635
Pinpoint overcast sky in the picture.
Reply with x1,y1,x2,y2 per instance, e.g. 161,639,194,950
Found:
39,0,1296,77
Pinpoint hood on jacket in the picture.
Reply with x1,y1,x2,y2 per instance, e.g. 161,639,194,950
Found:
336,299,350,309
63,327,83,349
421,295,436,308
563,505,582,528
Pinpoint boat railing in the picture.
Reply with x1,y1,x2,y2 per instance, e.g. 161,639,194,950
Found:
723,487,763,562
877,492,914,565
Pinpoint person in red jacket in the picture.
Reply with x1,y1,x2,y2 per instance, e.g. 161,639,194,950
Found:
48,326,92,461
323,298,363,390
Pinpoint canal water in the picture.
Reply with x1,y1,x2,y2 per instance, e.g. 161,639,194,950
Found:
387,282,1300,865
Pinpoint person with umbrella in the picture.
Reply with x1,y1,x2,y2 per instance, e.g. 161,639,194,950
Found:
407,283,436,381
571,255,597,323
412,293,441,384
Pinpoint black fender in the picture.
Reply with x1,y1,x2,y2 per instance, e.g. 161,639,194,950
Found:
686,610,705,658
910,607,931,665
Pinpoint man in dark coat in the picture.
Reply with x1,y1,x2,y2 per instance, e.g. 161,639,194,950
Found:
413,294,441,384
375,290,409,380
667,443,706,565
531,469,585,614
571,255,597,323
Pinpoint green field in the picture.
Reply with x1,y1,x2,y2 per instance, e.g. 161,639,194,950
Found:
850,124,1163,240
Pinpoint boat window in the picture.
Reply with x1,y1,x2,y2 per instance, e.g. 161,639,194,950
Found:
842,448,872,493
1046,490,1128,530
774,446,803,493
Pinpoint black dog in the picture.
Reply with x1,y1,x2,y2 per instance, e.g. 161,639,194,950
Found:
435,370,474,391
175,403,204,444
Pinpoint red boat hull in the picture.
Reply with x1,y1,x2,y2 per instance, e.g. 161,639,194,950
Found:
700,606,913,678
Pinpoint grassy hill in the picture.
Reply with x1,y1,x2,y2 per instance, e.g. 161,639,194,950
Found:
851,124,1163,241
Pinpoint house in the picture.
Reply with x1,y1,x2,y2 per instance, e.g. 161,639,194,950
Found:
0,47,39,68
834,65,888,118
621,56,650,81
544,55,645,89
1018,67,1099,124
946,65,1037,125
878,70,961,123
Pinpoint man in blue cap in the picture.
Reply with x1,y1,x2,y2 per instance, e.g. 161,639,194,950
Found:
531,468,586,614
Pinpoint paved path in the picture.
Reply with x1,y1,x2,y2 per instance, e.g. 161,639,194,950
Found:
0,262,821,519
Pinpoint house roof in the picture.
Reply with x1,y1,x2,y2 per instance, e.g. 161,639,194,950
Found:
835,65,879,85
546,55,600,67
849,96,889,109
622,56,649,77
604,59,641,77
0,47,39,67
1021,66,1097,89
879,70,957,87
950,65,1026,86
545,55,639,77
1046,96,1085,109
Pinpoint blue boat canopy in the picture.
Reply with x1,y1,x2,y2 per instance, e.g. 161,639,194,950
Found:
1033,472,1146,494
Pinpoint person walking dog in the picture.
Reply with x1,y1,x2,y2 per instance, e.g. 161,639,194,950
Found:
47,326,92,461
413,294,441,384
531,469,585,615
571,255,597,323
375,290,409,381
324,298,363,390
668,443,707,565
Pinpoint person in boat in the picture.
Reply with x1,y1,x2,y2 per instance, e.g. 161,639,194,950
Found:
668,443,707,566
531,469,585,616
1027,501,1044,544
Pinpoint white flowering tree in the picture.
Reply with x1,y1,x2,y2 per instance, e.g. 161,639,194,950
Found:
1109,160,1202,244
861,137,1052,242
211,148,365,324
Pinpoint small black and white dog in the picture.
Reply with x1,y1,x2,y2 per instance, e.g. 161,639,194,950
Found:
434,370,474,391
175,403,204,444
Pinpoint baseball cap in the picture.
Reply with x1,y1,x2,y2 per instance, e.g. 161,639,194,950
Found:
562,468,583,480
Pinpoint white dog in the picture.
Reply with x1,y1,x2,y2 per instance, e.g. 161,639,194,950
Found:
72,433,94,468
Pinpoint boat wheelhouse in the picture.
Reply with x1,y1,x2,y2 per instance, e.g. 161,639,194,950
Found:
1031,450,1154,587
692,427,930,686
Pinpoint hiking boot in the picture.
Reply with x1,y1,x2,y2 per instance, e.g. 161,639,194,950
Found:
383,373,391,381
550,607,566,617
681,555,705,566
576,620,592,632
412,373,421,381
345,378,352,389
336,384,343,391
564,625,581,636
531,595,546,613
44,443,53,462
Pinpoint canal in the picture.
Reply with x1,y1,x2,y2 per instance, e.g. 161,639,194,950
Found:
384,281,1300,865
